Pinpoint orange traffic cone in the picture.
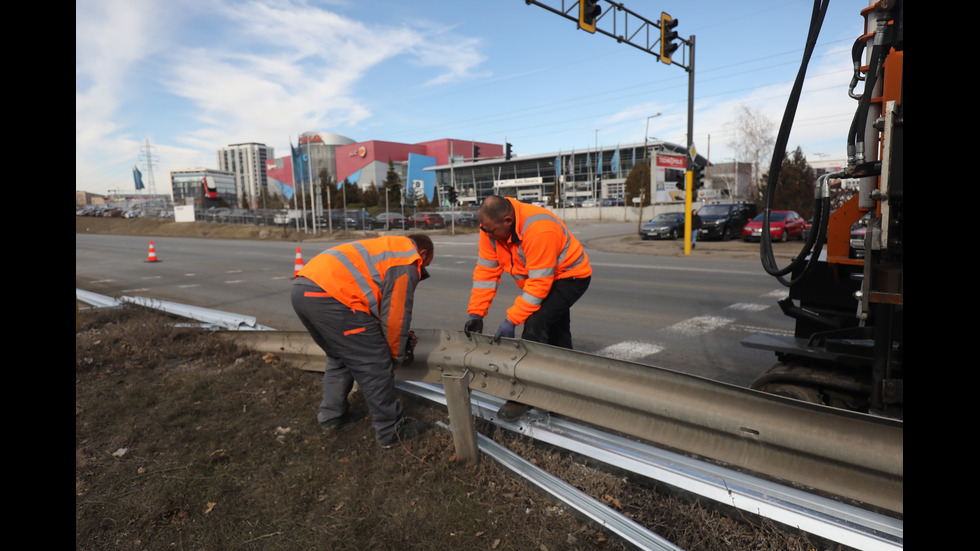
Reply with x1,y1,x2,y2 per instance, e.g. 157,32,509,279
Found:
146,240,160,263
293,246,303,278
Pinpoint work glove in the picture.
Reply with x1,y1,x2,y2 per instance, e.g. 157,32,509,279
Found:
463,314,484,337
493,319,516,343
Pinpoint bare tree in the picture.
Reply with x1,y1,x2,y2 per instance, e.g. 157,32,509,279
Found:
726,105,775,201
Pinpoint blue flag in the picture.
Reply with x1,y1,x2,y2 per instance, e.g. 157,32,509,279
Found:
291,142,308,184
133,166,144,190
610,146,620,176
275,179,294,200
554,154,561,180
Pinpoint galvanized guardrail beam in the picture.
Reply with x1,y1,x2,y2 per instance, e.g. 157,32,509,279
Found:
218,328,904,516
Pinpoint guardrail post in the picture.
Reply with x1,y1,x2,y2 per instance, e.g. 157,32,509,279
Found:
442,369,478,463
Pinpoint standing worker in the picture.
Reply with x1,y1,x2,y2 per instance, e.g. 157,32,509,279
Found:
292,234,434,448
463,195,592,421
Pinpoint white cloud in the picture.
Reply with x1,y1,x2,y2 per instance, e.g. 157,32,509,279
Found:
75,0,488,195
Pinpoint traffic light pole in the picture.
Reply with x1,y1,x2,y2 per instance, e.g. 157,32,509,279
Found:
684,36,696,255
524,0,697,254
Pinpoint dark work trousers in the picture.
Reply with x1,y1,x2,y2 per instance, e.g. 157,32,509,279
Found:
291,279,404,443
520,276,591,349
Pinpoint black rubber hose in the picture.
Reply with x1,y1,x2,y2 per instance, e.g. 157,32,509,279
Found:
760,0,829,285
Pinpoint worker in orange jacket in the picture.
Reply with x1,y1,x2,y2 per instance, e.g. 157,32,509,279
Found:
292,234,433,448
463,196,592,421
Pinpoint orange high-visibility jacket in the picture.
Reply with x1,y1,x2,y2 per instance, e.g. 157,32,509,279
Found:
468,198,591,325
297,236,423,362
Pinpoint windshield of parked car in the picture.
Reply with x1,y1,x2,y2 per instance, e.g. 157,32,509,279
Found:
752,212,786,222
649,213,683,224
698,205,733,216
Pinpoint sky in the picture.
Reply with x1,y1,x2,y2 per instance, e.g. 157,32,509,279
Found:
76,0,866,196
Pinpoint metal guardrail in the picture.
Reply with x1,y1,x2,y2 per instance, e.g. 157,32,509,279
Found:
221,328,904,517
411,382,902,551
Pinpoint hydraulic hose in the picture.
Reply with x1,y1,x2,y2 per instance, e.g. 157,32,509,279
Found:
760,0,829,287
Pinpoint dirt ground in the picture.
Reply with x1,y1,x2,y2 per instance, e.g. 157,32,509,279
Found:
76,216,833,550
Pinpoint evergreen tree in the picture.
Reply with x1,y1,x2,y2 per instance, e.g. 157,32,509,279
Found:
361,182,380,208
383,159,402,207
762,147,816,219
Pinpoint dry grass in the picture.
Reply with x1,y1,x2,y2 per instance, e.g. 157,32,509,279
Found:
76,305,837,550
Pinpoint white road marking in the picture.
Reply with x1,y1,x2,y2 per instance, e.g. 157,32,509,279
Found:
663,316,734,337
596,341,664,361
726,303,770,312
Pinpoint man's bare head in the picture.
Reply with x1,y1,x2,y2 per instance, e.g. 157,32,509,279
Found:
478,196,516,241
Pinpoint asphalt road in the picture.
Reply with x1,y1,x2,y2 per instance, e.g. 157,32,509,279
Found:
76,222,801,387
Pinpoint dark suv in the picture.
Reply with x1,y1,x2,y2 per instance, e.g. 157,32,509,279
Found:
697,203,757,241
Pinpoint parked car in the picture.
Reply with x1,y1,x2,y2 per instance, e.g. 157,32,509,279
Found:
741,210,806,242
372,212,408,230
601,198,625,207
640,212,686,240
443,211,477,227
697,202,758,241
341,209,375,230
407,212,445,229
580,198,599,208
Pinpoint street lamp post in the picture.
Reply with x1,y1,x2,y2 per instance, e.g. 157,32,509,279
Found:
642,113,662,235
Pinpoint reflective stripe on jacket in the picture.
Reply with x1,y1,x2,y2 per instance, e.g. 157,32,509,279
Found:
297,236,422,362
468,197,591,324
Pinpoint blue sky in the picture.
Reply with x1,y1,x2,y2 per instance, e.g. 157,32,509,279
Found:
76,0,863,196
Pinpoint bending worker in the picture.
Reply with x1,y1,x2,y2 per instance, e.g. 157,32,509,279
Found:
292,234,433,448
463,195,592,422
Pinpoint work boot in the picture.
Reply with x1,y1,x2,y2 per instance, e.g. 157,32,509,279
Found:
320,409,366,432
496,400,529,422
377,417,431,448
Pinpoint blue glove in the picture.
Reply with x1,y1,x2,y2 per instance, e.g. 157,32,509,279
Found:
463,314,484,337
494,319,516,342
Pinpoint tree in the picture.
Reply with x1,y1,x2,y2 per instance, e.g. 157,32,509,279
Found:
762,147,816,220
361,182,379,208
383,159,402,207
624,162,651,206
332,178,361,209
726,105,775,199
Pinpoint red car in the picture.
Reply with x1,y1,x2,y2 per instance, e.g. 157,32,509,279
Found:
407,212,445,229
742,210,806,242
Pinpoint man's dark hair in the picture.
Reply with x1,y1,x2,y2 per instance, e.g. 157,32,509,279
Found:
408,234,434,256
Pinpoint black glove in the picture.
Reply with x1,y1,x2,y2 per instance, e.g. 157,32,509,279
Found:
463,314,484,337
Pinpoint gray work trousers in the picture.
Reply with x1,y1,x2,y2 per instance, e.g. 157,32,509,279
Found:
291,279,404,443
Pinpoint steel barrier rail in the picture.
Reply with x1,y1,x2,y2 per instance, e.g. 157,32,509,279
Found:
410,382,902,551
218,328,904,516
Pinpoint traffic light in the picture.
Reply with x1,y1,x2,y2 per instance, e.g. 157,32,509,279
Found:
660,12,679,65
505,142,513,160
473,145,481,160
578,0,600,34
693,163,706,189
